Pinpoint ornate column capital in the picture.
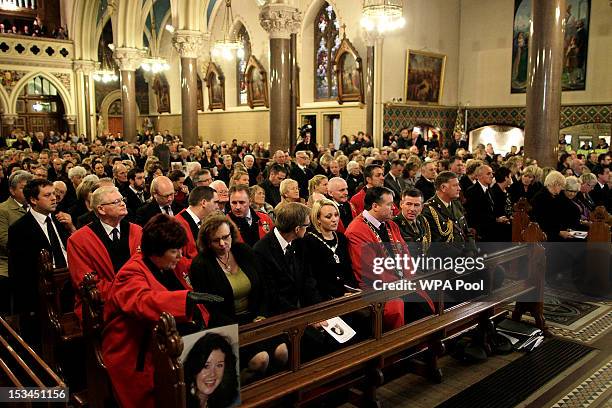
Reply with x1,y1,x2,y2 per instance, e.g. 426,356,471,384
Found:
2,114,18,125
114,47,145,71
73,60,97,75
172,30,206,59
259,3,301,39
63,115,77,125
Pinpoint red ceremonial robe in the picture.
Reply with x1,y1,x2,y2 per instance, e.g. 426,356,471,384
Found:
345,214,434,330
337,202,357,234
67,222,142,321
102,253,209,408
350,187,400,216
174,209,199,278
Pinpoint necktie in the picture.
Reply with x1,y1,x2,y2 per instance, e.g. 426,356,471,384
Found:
111,228,119,242
137,192,145,203
164,206,171,215
46,216,66,268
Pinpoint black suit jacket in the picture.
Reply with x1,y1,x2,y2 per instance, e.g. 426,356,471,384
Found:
189,243,267,326
415,176,436,202
177,210,199,243
125,187,149,220
8,212,70,313
253,232,322,315
591,183,611,212
290,163,314,200
384,173,407,203
134,200,181,226
259,179,281,207
464,183,497,241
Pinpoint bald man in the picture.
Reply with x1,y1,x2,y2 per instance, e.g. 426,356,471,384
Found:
134,176,181,225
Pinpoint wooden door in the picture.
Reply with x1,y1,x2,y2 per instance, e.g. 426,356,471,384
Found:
108,117,123,135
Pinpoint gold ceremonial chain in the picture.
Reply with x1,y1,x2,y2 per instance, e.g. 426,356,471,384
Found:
428,206,454,242
361,216,404,278
307,231,340,263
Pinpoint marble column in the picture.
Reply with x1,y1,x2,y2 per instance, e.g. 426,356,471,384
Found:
73,60,96,140
173,31,204,147
524,0,566,168
115,48,143,143
363,32,380,141
289,33,297,153
260,3,301,153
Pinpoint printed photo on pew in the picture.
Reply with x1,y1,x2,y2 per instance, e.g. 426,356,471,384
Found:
322,316,357,343
180,324,241,408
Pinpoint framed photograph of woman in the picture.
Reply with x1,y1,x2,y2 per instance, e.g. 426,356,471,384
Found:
334,35,364,104
245,56,269,109
206,62,225,111
181,324,241,408
404,50,446,105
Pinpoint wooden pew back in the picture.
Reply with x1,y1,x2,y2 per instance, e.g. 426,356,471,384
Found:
79,273,115,408
38,249,82,378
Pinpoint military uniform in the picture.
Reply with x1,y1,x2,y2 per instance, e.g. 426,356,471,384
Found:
393,213,431,256
421,194,476,256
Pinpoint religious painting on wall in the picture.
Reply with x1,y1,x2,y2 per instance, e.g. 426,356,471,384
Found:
512,0,590,93
152,73,170,113
404,50,446,105
206,62,225,111
245,55,269,109
334,34,364,104
197,75,204,111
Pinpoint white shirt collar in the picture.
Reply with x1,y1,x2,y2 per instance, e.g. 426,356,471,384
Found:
478,181,489,192
598,181,605,188
273,227,291,254
185,207,201,226
100,221,121,238
362,210,382,229
30,208,50,225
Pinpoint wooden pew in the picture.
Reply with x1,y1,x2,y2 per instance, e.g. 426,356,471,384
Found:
38,249,86,406
511,197,532,242
153,240,546,407
582,206,611,296
0,316,66,407
79,272,116,408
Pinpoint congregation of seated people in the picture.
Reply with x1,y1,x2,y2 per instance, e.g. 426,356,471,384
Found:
0,126,610,406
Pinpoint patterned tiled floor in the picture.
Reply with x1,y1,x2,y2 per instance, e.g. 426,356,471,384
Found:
550,361,612,408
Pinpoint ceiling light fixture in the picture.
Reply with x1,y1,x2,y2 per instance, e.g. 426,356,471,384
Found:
211,0,244,61
360,0,406,33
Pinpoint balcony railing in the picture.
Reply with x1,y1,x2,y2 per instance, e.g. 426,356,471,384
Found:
0,34,73,64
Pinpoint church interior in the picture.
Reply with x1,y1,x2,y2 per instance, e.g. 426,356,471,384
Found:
0,0,610,407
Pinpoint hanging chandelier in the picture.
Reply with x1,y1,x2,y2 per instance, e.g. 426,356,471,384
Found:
360,0,406,33
93,42,118,83
211,0,244,61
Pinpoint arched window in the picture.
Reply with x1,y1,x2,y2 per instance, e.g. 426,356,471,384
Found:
236,25,251,106
314,2,340,101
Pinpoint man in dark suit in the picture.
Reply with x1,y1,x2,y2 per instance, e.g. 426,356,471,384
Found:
135,176,181,226
253,202,321,315
591,165,611,212
415,161,437,202
384,159,407,204
290,151,314,200
125,168,149,219
8,179,74,343
259,164,287,207
294,132,319,158
464,164,498,242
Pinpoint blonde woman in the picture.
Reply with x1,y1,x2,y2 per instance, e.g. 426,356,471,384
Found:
308,175,328,197
279,178,303,204
229,170,250,187
508,164,543,203
302,199,357,300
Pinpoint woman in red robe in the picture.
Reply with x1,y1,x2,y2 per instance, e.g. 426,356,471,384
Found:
102,214,221,408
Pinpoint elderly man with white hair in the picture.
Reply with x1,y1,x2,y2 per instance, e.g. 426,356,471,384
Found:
67,186,142,322
210,180,230,213
243,154,259,186
184,161,201,191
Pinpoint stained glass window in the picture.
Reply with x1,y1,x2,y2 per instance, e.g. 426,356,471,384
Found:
314,2,340,100
236,25,251,106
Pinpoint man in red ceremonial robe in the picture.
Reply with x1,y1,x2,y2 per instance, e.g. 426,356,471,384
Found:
67,186,142,322
175,186,219,270
350,164,399,216
102,214,221,408
346,186,434,330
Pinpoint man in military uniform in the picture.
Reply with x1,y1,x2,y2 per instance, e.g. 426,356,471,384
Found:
422,171,474,251
393,188,431,257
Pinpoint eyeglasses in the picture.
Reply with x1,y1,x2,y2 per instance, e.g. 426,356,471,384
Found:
211,233,231,244
100,197,126,206
156,192,175,198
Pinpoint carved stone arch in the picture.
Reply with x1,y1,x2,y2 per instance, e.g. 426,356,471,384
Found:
94,13,114,60
100,90,141,135
72,0,103,60
0,86,10,115
116,0,144,48
205,0,227,33
9,72,75,116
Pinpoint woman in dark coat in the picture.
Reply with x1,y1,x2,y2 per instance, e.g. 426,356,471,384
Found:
190,214,285,382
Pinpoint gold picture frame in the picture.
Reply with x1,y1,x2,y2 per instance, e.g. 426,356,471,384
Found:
245,55,269,109
334,34,364,104
404,50,446,105
206,62,225,111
